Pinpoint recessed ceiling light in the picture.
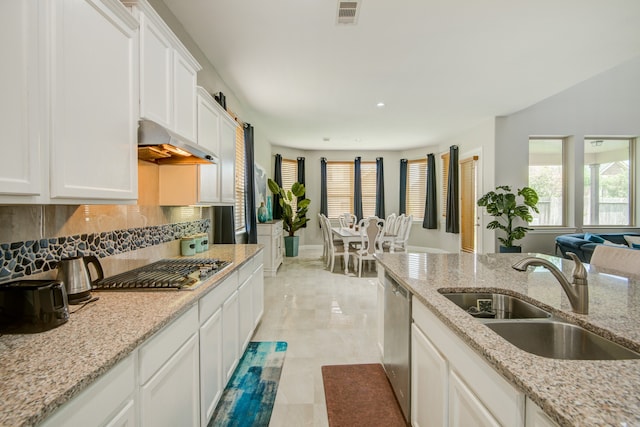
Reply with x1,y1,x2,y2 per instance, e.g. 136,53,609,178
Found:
376,102,385,108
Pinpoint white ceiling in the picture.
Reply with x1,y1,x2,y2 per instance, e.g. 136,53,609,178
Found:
164,0,640,151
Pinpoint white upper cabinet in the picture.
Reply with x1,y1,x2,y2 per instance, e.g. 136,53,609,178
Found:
0,0,139,204
48,0,139,201
0,0,42,201
219,116,237,204
139,12,172,128
197,88,221,156
127,0,201,143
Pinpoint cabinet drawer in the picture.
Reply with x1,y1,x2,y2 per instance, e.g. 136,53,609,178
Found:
238,258,254,284
252,251,264,269
198,271,238,324
139,305,198,384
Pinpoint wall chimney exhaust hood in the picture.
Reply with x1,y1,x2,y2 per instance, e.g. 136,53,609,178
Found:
137,119,218,165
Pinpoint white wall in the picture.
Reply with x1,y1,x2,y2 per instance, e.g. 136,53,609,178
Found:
495,56,640,254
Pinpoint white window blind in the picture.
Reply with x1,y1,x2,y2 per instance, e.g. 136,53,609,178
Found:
327,161,354,218
281,158,298,213
361,162,377,218
406,158,427,220
234,126,245,230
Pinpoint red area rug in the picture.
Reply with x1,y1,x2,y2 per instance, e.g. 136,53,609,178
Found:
321,363,406,427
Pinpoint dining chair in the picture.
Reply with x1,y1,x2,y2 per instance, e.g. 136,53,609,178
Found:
321,214,345,272
349,216,384,277
392,215,413,252
339,213,357,228
318,212,329,263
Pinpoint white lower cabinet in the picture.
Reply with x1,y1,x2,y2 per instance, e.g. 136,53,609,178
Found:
39,354,135,427
199,308,223,427
449,370,501,427
239,275,254,352
411,323,447,427
525,398,558,427
139,306,200,427
257,221,283,276
252,264,265,327
222,289,240,382
411,298,525,427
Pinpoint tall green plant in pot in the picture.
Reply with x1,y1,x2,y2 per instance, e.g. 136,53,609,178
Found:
477,185,539,253
267,178,310,257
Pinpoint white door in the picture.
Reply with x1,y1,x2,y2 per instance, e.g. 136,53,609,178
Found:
49,0,138,201
411,323,448,427
140,334,200,427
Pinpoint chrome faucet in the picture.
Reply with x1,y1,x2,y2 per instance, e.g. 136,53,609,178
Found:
512,252,589,314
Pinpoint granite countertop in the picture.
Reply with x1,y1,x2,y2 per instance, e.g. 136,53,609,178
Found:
0,244,262,427
376,252,640,427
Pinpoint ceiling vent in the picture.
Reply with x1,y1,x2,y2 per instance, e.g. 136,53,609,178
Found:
336,1,360,25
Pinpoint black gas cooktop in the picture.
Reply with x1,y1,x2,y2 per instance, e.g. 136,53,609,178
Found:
93,258,231,290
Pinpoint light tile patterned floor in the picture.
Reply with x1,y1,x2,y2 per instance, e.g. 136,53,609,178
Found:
252,247,381,427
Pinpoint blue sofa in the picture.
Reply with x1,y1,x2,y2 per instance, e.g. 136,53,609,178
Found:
555,232,640,263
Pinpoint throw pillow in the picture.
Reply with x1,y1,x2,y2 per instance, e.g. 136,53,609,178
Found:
624,235,640,247
602,239,628,248
584,233,605,244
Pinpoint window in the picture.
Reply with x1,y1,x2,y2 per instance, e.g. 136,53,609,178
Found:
326,161,377,218
529,138,565,226
234,126,245,231
281,158,298,214
361,162,376,218
406,158,427,220
441,152,449,217
326,161,353,218
583,138,633,226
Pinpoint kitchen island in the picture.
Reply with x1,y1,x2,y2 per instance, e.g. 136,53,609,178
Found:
376,251,640,427
0,244,263,427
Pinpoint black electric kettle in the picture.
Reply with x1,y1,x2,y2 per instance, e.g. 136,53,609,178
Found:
55,256,104,304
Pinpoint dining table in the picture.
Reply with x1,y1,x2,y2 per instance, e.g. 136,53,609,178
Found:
331,226,396,275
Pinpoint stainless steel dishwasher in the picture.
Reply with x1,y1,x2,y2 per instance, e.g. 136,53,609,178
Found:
383,271,411,423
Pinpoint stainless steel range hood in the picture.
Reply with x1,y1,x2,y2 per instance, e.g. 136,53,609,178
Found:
137,119,218,165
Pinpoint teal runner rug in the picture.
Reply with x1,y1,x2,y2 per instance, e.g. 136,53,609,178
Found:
208,341,288,427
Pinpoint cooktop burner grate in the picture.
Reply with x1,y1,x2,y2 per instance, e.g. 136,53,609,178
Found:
93,258,231,290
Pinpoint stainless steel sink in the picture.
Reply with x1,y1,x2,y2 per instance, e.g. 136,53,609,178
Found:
485,320,640,360
441,292,551,319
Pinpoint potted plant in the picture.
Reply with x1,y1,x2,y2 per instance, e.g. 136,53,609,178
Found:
477,185,539,253
267,179,310,257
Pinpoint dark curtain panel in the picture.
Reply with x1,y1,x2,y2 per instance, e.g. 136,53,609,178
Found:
320,157,328,218
423,154,438,229
399,159,408,215
375,157,385,218
353,157,363,221
244,123,257,243
273,154,283,220
297,157,307,228
446,145,459,233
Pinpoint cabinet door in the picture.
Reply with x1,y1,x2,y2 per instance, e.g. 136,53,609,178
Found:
219,117,237,204
197,90,221,155
139,12,172,128
198,164,219,204
238,276,253,353
40,355,135,427
49,0,138,201
222,290,239,381
140,333,200,427
252,264,264,327
525,398,558,427
199,308,223,427
449,370,501,427
173,52,198,142
0,0,42,199
411,323,448,427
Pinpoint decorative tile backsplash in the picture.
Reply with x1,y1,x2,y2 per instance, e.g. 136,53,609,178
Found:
0,219,210,283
